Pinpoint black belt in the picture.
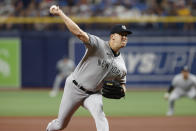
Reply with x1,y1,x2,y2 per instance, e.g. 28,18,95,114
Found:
73,80,96,95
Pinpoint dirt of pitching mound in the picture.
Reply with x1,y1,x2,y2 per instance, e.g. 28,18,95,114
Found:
0,116,196,131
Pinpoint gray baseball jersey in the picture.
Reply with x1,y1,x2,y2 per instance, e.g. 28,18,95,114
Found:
172,73,196,91
72,34,127,91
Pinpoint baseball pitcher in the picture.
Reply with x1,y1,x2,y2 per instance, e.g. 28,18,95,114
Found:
46,5,132,131
164,66,196,116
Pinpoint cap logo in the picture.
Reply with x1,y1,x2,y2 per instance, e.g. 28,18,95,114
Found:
122,25,126,29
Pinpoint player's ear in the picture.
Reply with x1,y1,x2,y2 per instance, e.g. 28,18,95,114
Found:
110,34,115,40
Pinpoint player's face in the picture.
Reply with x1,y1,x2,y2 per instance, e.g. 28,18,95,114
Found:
114,32,128,48
182,70,189,80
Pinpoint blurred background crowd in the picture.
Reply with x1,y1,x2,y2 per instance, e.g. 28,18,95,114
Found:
0,0,196,31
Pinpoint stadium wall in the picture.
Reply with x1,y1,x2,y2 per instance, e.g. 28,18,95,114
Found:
21,32,70,88
0,31,195,88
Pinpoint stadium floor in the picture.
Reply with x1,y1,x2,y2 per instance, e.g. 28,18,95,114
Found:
0,116,196,131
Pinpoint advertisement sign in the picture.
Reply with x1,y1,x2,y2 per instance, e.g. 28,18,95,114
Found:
0,38,20,88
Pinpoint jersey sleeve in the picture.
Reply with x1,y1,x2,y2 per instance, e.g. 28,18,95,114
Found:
120,75,126,84
84,33,100,48
115,74,126,84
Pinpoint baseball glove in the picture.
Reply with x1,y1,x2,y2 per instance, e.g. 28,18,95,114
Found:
101,81,125,99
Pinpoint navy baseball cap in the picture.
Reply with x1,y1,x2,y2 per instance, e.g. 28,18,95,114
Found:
110,24,132,35
181,66,189,71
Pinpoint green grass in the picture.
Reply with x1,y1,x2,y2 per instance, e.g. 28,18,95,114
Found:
0,90,196,116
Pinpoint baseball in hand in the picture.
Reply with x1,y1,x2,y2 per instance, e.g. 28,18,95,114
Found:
50,5,58,14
